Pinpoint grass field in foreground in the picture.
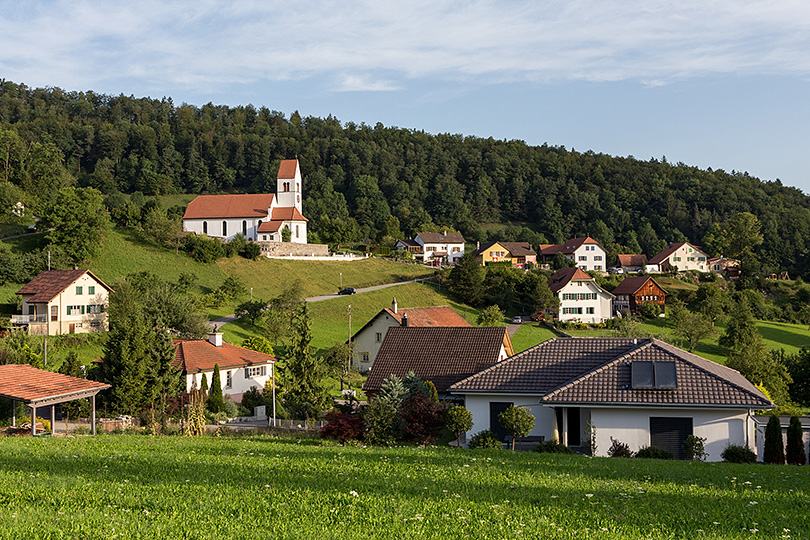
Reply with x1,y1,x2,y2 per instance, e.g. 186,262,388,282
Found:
0,434,807,539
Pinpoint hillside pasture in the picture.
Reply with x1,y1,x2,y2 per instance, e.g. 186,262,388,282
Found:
0,434,806,539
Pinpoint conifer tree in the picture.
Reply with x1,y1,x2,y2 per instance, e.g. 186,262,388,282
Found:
283,304,330,418
764,414,785,464
200,372,208,394
786,415,806,465
378,374,406,407
448,252,485,306
207,364,224,413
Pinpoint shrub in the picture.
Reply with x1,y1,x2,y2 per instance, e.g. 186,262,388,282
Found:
683,434,707,461
243,242,262,260
786,415,806,465
445,405,473,448
635,445,673,460
361,400,396,446
721,444,757,464
498,405,535,451
398,393,445,444
638,302,662,319
607,437,634,458
184,234,224,263
240,387,266,414
468,430,503,450
764,414,785,464
534,439,573,454
320,410,362,442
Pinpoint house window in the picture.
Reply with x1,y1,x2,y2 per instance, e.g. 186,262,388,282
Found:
243,221,247,235
51,306,58,321
595,265,602,270
594,256,602,261
87,304,103,314
226,371,232,389
67,305,84,315
245,366,267,378
375,332,382,342
262,235,267,241
90,322,100,328
28,305,34,315
578,256,587,261
296,225,299,238
76,286,83,295
586,307,595,314
222,221,227,237
88,286,95,295
203,221,208,234
452,247,460,252
360,352,370,363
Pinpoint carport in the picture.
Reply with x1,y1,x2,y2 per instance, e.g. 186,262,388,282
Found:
0,364,111,435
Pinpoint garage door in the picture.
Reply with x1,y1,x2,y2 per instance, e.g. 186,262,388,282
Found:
650,417,693,460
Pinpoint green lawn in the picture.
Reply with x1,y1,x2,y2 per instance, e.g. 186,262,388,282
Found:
510,322,558,353
0,434,807,539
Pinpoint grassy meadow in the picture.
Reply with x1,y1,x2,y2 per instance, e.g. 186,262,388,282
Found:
0,434,807,539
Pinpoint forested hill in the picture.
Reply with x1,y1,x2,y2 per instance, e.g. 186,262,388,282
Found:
1,79,809,276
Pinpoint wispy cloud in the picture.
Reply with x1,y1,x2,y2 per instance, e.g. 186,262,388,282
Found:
0,0,809,94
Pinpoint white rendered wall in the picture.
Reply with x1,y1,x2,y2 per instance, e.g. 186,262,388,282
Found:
352,314,400,371
186,362,273,403
572,245,607,272
557,281,613,323
183,217,264,242
462,394,553,440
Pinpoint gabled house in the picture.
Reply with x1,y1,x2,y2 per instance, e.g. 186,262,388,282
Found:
183,159,308,244
14,269,113,335
350,299,471,372
173,331,275,404
708,257,741,279
450,337,772,460
647,242,710,273
548,267,613,323
616,254,648,273
539,237,607,272
472,241,537,268
413,231,465,265
394,239,422,257
611,276,667,315
363,326,514,398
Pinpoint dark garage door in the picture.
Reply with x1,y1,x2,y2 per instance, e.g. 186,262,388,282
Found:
650,417,693,460
490,402,513,442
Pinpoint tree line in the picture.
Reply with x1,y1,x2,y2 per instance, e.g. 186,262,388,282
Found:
1,79,809,276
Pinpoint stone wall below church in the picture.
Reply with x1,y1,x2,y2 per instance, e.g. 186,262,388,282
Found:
259,241,330,257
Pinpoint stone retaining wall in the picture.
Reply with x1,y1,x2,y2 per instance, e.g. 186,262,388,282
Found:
259,241,330,257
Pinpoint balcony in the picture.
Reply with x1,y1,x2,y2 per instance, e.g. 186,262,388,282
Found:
10,314,48,324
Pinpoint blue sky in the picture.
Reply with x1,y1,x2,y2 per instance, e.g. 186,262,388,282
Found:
1,0,808,192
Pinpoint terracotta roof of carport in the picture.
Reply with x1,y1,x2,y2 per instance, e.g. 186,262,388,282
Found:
0,364,110,404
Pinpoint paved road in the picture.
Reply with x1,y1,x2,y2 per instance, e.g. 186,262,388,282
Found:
207,277,434,330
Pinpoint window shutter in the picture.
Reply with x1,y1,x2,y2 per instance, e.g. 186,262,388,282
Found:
67,306,71,315
81,305,85,315
245,368,249,379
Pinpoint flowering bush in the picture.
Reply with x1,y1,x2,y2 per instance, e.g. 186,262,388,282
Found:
320,410,362,442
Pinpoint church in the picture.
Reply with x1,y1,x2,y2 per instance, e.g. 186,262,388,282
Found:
182,159,308,244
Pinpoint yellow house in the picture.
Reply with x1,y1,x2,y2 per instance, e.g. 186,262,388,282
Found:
472,241,512,265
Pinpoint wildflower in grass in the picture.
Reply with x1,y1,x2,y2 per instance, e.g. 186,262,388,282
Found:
349,490,359,497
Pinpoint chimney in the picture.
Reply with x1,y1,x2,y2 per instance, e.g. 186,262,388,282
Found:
208,330,223,347
476,241,480,250
73,265,79,270
443,230,447,236
401,312,408,327
392,298,398,314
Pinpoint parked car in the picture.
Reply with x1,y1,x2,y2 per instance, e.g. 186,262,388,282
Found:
608,267,624,274
338,287,356,295
530,311,544,321
511,315,523,324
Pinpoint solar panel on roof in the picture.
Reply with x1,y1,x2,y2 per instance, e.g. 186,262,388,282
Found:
631,361,654,388
654,362,677,388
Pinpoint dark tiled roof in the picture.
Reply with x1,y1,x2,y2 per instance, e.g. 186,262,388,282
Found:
396,239,420,248
540,237,601,256
611,276,666,295
451,337,772,409
416,232,465,244
648,242,708,265
363,327,513,394
17,269,113,303
172,339,276,373
501,242,537,257
0,364,110,403
548,267,593,292
183,194,276,219
617,254,647,267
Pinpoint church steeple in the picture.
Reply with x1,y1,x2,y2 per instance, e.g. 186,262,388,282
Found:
276,159,302,212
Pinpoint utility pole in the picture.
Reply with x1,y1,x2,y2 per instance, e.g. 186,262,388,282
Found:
340,272,343,289
347,304,352,391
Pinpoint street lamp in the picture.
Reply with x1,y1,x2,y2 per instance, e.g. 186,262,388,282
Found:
250,287,253,300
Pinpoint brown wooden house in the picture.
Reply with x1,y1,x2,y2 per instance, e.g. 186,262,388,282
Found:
611,276,667,315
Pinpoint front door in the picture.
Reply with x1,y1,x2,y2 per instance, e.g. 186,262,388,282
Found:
489,402,513,442
650,417,693,459
69,324,75,334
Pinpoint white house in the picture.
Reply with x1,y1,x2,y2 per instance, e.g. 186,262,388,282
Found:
172,332,275,403
14,269,113,335
412,232,465,264
548,267,613,323
647,242,710,273
350,299,471,372
539,237,607,272
451,338,772,461
182,159,308,244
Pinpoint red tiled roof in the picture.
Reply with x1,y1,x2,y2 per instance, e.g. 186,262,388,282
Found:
277,159,299,179
610,276,666,296
183,194,276,220
0,364,110,403
548,267,593,292
451,337,772,409
172,339,276,373
386,306,471,327
257,221,283,233
363,327,513,394
540,237,601,256
647,242,686,265
416,232,465,244
617,254,647,267
271,207,308,222
17,269,113,303
396,239,420,248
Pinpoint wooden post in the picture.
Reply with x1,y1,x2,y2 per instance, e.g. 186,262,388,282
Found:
50,405,56,435
91,395,97,436
31,404,37,436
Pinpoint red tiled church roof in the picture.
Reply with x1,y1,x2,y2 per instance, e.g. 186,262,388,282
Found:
183,193,276,220
277,159,299,179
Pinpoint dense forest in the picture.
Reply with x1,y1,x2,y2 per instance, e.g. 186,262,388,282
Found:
1,79,809,276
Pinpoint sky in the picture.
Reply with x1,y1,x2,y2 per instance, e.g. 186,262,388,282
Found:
1,0,809,192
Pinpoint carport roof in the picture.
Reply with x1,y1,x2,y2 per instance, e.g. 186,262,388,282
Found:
0,364,110,407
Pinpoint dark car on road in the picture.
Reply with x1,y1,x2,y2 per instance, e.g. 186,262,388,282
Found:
338,287,356,295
